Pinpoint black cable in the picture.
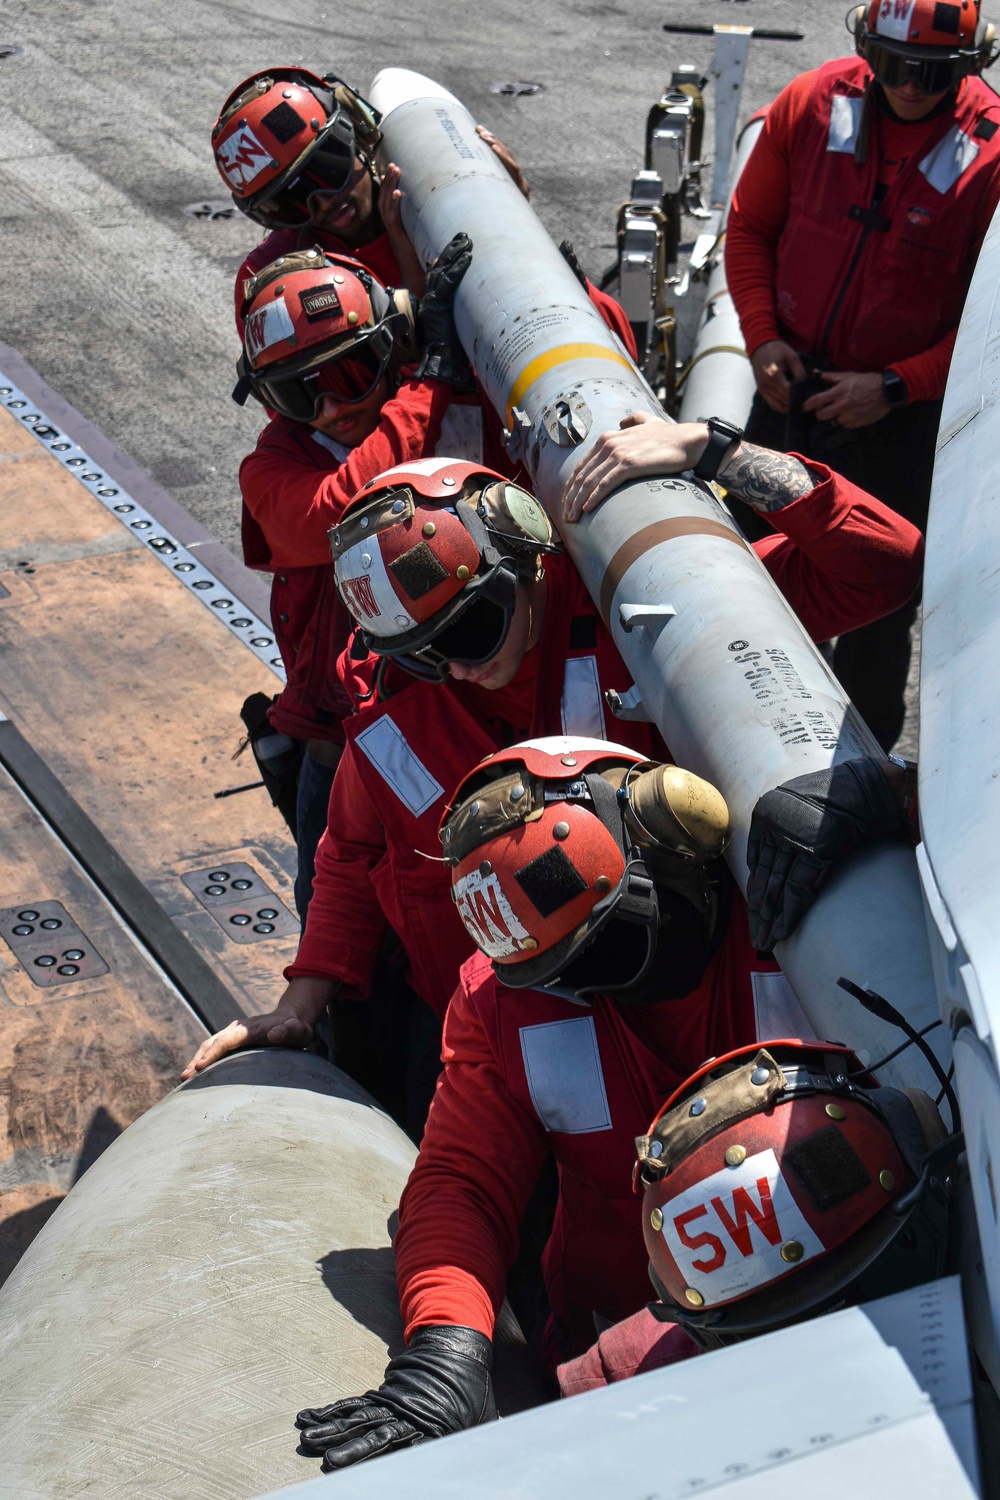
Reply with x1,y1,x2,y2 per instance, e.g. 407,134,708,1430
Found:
845,1019,942,1079
935,1062,956,1108
837,977,961,1130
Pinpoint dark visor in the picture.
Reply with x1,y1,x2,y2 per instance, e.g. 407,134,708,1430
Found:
866,38,975,95
369,566,520,682
252,331,390,422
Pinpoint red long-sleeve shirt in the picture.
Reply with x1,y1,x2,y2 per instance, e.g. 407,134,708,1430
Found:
726,68,1000,402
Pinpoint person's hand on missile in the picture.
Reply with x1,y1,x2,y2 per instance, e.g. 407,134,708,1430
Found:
745,758,904,952
416,232,474,389
179,976,338,1079
296,1326,497,1470
561,412,709,521
379,162,425,298
751,340,806,413
801,370,889,429
476,125,530,198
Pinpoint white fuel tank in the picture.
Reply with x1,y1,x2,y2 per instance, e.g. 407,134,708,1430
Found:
0,1050,416,1500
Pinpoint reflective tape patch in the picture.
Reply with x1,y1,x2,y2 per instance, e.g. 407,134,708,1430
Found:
312,431,351,462
751,970,817,1043
244,297,296,362
354,717,444,816
659,1147,824,1304
453,867,531,958
436,404,484,463
519,1016,613,1134
873,0,917,40
560,654,607,739
217,125,271,189
828,94,863,154
920,125,979,195
336,537,417,638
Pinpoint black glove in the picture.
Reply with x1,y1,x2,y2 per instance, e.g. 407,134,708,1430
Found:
296,1324,496,1471
416,232,473,388
746,758,902,952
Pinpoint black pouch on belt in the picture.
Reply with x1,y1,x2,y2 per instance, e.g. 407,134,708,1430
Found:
785,352,857,456
237,692,303,839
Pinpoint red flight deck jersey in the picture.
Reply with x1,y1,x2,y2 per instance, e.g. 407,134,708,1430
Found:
288,464,923,1013
395,936,785,1363
726,59,1000,402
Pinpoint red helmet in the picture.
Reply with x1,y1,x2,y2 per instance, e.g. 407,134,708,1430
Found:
234,250,414,422
440,738,730,999
636,1038,954,1347
211,68,381,229
852,0,997,92
330,461,556,679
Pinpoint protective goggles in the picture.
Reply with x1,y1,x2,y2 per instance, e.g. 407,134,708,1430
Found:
252,108,358,228
369,558,521,681
864,37,977,94
249,326,393,422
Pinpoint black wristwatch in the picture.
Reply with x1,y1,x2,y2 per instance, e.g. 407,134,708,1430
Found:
693,417,744,481
882,370,909,409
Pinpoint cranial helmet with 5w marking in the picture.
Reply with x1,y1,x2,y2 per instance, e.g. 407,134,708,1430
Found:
636,1037,956,1347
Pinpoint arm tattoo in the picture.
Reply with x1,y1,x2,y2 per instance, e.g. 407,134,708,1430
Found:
717,441,820,512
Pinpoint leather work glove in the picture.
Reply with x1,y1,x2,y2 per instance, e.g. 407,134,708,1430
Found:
415,232,474,388
746,758,902,952
296,1324,496,1470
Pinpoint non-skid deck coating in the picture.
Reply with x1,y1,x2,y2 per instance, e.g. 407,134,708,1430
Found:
0,395,303,1281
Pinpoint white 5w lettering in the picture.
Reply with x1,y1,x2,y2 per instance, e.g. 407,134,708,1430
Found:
660,1147,824,1305
453,868,530,959
673,1174,782,1272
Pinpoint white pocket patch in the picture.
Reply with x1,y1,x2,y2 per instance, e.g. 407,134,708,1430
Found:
519,1016,613,1134
355,717,444,817
217,125,272,189
751,970,816,1043
659,1146,824,1304
560,654,607,738
453,868,530,958
244,297,296,362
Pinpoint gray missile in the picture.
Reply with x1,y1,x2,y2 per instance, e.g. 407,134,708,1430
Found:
370,69,945,1097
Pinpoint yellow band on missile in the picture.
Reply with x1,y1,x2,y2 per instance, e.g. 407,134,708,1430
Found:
505,343,634,427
